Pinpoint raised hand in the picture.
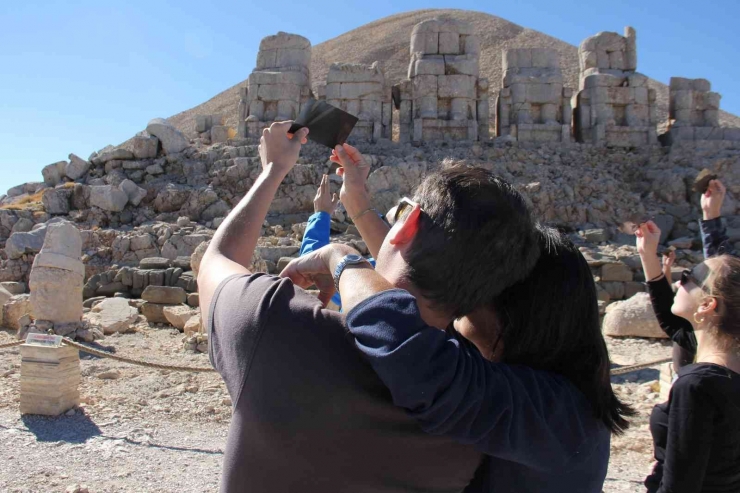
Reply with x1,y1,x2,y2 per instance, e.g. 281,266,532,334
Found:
314,174,339,215
330,143,371,216
662,249,676,280
635,220,662,257
701,179,726,221
279,248,336,307
258,121,309,176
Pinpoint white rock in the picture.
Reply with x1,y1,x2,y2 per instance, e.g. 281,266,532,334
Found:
42,161,67,186
65,154,91,180
602,292,668,339
145,118,188,155
5,225,47,260
89,185,129,212
119,179,147,207
132,134,159,159
87,298,138,334
163,305,198,331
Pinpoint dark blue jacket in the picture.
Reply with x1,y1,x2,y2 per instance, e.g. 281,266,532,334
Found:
346,289,611,493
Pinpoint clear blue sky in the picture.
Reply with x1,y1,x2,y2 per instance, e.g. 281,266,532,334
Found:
1,0,738,194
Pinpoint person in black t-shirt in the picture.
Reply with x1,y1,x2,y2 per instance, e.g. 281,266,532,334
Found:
637,220,740,492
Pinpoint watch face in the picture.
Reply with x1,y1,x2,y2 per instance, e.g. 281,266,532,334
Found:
346,254,364,263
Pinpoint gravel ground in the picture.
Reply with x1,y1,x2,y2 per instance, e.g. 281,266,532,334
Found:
0,327,672,492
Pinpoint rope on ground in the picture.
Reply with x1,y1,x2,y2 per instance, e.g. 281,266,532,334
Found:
610,357,672,376
0,340,23,350
61,338,216,373
3,337,668,375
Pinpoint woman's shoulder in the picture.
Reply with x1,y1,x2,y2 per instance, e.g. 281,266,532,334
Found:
674,363,740,402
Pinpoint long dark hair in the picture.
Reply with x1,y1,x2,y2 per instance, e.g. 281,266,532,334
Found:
491,226,635,434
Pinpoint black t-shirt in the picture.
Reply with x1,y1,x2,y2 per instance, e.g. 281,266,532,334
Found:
208,273,482,493
646,363,740,493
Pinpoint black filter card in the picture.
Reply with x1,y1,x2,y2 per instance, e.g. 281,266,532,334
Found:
288,100,358,149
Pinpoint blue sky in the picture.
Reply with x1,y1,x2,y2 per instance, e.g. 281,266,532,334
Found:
1,0,738,194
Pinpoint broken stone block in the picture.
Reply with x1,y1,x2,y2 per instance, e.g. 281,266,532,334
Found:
145,118,188,155
86,297,138,334
141,285,187,305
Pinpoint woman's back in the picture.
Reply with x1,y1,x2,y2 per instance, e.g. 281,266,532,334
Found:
646,363,740,493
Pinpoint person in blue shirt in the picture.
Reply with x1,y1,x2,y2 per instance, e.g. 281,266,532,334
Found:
299,173,375,310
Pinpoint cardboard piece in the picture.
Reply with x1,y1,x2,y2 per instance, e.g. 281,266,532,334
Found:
289,100,358,149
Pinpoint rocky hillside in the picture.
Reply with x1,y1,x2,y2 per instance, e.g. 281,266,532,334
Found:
166,8,740,136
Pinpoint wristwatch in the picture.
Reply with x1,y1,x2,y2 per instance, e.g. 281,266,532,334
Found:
333,254,370,292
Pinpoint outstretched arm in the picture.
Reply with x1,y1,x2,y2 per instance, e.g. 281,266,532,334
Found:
198,122,309,315
700,179,736,258
345,289,605,471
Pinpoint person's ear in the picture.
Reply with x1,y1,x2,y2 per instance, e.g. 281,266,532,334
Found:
389,204,421,246
697,297,718,317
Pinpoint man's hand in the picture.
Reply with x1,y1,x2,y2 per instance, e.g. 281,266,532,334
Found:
701,179,726,221
258,121,309,176
635,220,661,257
280,244,357,307
314,174,339,215
331,144,371,217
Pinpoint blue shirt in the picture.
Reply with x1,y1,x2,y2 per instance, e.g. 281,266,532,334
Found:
299,211,376,309
346,289,611,493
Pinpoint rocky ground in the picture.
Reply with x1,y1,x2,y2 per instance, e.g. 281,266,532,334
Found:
0,324,670,493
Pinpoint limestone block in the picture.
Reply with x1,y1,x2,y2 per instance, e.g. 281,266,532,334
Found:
444,55,479,77
5,226,47,260
146,119,188,155
19,344,79,416
88,297,138,334
608,50,624,70
673,90,693,111
705,92,721,110
256,83,301,101
29,267,83,324
602,292,667,339
42,162,67,187
211,125,230,144
3,294,32,330
692,79,711,92
633,87,649,105
625,104,649,126
133,134,159,159
142,285,187,304
250,71,309,87
277,100,299,120
526,83,561,104
437,75,475,99
274,48,311,69
259,32,310,51
412,56,445,77
410,31,438,55
65,154,91,181
163,305,198,331
511,83,526,104
438,32,460,55
195,115,208,133
89,185,128,212
340,82,382,99
119,179,146,207
413,75,438,98
416,96,438,119
249,100,265,120
602,263,633,282
42,188,70,215
704,110,719,127
531,49,559,69
463,35,480,55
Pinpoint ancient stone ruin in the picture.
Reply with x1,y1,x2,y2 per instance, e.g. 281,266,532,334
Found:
320,62,392,142
573,27,658,146
660,77,740,144
394,18,489,143
237,32,313,139
496,48,573,142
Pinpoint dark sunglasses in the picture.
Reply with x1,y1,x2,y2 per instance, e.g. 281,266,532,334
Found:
680,267,710,293
387,197,418,227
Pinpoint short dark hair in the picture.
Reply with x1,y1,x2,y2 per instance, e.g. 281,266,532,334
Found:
405,166,540,317
492,226,635,434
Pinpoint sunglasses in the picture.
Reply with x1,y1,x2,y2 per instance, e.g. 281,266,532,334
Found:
387,197,418,227
680,267,710,293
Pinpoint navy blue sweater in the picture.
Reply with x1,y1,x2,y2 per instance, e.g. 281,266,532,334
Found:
346,289,611,493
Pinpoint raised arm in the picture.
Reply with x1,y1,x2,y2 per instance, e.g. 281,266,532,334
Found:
700,180,737,258
331,144,390,259
637,221,697,351
345,289,605,471
198,122,309,315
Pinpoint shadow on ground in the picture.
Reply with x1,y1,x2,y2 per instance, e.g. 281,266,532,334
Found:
19,412,102,443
